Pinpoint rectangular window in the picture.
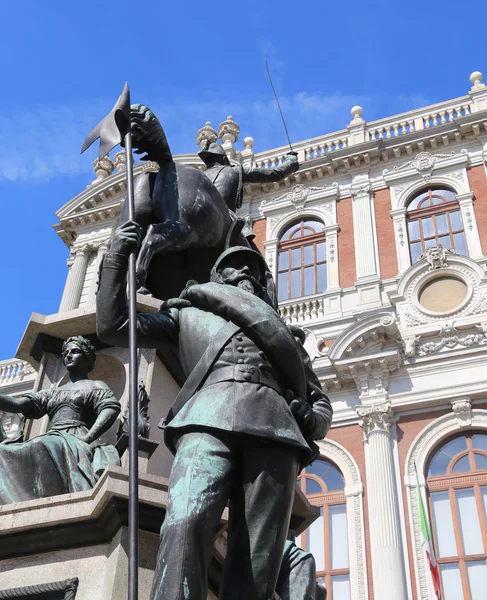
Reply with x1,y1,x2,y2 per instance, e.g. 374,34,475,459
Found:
440,563,463,600
291,270,301,298
450,210,463,230
411,241,423,263
330,505,348,569
408,220,420,240
317,242,326,262
331,574,350,600
453,232,467,256
422,216,434,238
308,507,325,572
456,489,484,555
436,213,449,235
317,263,327,292
481,486,487,522
431,491,457,557
278,273,289,302
304,266,314,296
291,248,301,268
467,561,487,600
303,245,314,265
278,250,288,271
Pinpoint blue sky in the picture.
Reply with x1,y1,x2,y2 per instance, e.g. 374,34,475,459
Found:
1,0,486,359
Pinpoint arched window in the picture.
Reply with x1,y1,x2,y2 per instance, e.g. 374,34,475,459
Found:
427,432,487,600
298,458,350,600
277,219,327,301
407,187,467,263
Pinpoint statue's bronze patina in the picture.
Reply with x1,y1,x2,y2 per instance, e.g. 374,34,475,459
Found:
120,105,298,302
0,336,120,504
97,220,332,600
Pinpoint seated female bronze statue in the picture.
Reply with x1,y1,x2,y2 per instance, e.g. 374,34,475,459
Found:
0,336,120,505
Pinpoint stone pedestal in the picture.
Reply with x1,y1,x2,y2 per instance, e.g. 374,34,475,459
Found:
357,402,408,600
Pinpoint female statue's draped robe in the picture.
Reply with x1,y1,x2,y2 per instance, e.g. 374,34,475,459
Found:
0,386,120,504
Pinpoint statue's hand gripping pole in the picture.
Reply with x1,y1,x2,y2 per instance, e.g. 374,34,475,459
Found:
81,83,140,600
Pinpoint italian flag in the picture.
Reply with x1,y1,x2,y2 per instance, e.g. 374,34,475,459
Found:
416,470,441,599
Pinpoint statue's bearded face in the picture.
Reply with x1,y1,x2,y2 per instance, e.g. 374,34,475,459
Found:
219,259,262,295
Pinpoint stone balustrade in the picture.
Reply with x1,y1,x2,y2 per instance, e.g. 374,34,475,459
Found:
278,296,324,324
82,71,485,182
366,98,472,141
0,359,35,387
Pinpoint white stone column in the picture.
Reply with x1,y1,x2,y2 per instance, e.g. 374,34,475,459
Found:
357,403,408,600
456,192,483,258
389,208,411,273
87,241,109,305
59,246,89,312
351,183,380,280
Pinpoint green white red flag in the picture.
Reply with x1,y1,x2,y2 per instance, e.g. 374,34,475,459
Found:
416,467,441,599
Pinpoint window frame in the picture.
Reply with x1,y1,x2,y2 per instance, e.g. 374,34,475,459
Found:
426,432,487,599
298,461,350,598
277,220,327,301
406,187,467,262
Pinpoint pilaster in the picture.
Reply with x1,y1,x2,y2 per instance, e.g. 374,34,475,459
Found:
357,402,408,600
456,192,483,259
324,224,339,289
389,208,411,273
351,180,382,307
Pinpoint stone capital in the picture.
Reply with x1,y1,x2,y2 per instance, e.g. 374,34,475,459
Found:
350,183,372,201
357,402,394,436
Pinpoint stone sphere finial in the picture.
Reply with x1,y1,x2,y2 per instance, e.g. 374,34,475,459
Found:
196,121,218,149
219,116,240,145
351,105,363,119
470,71,483,86
243,136,254,149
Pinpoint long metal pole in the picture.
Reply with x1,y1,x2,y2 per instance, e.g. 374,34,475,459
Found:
124,130,139,600
266,60,294,153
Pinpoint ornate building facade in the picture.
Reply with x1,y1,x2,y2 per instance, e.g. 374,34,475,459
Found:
2,70,487,600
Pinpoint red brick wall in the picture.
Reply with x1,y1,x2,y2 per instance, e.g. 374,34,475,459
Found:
337,197,356,287
467,165,487,255
374,188,398,279
326,424,375,599
252,218,266,254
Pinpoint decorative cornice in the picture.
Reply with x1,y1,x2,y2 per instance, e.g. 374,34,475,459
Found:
383,149,469,187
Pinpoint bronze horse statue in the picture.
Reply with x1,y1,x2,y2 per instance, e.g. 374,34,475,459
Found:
120,104,256,301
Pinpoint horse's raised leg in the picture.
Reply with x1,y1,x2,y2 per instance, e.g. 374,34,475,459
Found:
136,221,193,292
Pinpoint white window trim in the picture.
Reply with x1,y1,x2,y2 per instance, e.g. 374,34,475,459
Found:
316,438,368,600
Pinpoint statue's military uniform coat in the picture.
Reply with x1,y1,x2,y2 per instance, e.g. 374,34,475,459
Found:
97,252,332,600
203,157,299,212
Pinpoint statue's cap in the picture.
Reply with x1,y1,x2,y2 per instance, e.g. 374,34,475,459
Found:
214,246,267,278
198,141,231,166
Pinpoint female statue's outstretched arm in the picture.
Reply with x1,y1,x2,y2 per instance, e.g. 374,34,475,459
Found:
0,394,34,415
